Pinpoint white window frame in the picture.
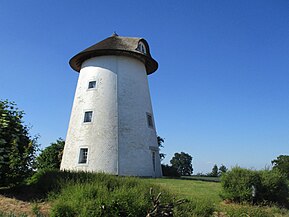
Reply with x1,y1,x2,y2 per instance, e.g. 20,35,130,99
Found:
137,41,147,54
78,147,89,164
88,80,97,89
83,110,93,123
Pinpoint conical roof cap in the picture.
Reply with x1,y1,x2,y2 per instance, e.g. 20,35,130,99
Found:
69,35,158,74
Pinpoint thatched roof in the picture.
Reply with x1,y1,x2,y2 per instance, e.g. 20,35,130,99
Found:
69,34,158,74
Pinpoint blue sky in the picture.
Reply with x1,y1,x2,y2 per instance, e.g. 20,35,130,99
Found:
0,1,288,173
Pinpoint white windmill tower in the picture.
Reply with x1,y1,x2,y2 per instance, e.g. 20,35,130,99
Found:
60,33,162,177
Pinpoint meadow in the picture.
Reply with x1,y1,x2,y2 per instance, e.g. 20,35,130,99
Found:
0,171,288,217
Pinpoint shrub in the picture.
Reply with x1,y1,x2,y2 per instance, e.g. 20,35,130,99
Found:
221,167,289,207
258,169,289,207
220,167,260,203
36,139,64,170
50,204,76,217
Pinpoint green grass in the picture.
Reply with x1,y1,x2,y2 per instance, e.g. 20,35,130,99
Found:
3,170,289,216
145,177,289,217
27,170,215,216
145,177,222,203
182,176,221,182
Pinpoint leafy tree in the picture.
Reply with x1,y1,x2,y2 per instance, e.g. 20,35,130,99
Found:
170,152,193,176
161,164,180,177
219,164,228,176
0,100,38,186
271,155,289,179
37,138,65,170
157,136,165,161
210,164,219,177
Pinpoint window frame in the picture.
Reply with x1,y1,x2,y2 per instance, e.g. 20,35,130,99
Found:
137,41,147,54
78,148,88,164
88,80,97,89
146,112,154,129
83,111,93,123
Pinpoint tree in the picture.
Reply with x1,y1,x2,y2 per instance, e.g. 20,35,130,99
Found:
272,155,289,179
219,164,228,176
0,100,38,186
157,136,165,161
170,152,193,176
161,164,180,177
37,138,65,170
210,164,219,177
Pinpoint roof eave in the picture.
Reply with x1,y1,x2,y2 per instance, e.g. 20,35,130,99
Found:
69,49,158,75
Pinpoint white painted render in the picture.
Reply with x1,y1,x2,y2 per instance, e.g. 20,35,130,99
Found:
61,55,162,177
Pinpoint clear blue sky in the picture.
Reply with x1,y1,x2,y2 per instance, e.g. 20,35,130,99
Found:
0,1,288,173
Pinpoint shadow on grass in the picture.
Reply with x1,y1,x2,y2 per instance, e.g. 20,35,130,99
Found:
0,184,47,202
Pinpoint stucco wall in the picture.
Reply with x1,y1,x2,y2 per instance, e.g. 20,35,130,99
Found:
117,56,162,177
61,55,162,177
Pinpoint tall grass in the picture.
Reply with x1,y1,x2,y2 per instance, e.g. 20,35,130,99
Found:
28,170,215,216
24,170,289,216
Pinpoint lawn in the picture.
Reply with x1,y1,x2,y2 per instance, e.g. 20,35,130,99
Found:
145,177,222,203
145,177,289,217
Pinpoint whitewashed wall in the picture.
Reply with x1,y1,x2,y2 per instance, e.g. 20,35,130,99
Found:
61,55,162,177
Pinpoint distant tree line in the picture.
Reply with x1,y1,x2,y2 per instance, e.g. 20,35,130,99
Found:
1,99,289,194
208,164,228,177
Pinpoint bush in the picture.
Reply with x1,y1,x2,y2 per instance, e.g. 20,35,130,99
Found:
221,167,289,207
162,164,180,177
221,167,260,203
50,204,76,217
258,169,289,206
36,139,64,170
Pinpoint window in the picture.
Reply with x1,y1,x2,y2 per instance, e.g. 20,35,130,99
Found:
84,111,93,123
147,113,154,128
79,148,88,164
88,81,96,89
137,42,147,54
152,151,156,172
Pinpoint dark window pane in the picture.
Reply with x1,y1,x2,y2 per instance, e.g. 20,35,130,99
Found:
84,111,93,122
88,81,96,89
79,148,88,164
147,113,153,128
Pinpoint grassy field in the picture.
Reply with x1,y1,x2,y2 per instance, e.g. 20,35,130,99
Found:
145,177,222,203
0,171,289,216
145,177,289,217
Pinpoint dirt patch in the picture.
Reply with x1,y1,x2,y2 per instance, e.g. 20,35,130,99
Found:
0,195,51,216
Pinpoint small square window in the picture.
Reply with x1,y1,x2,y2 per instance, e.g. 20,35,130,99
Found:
88,81,96,89
84,111,93,123
147,113,154,128
79,148,88,164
